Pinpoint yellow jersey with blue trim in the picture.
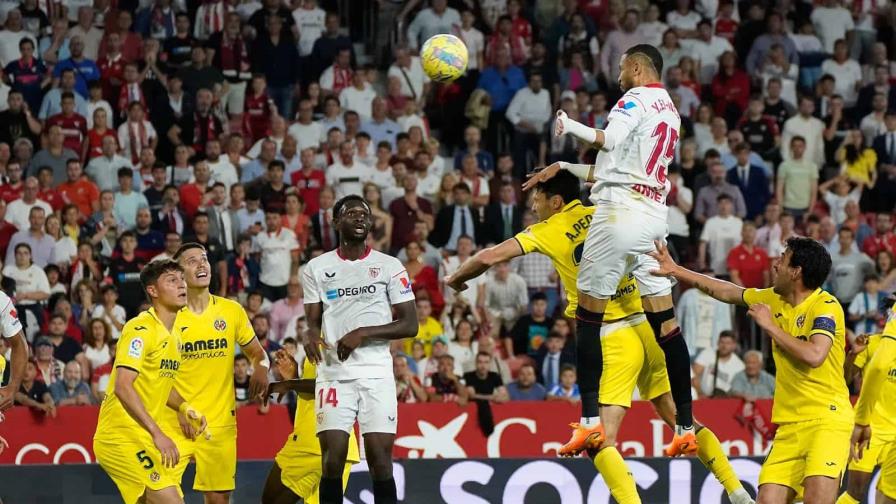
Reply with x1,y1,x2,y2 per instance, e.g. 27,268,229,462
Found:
162,295,256,430
742,287,853,424
95,309,182,439
514,199,643,319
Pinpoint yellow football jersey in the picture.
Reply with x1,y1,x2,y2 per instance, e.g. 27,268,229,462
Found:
405,316,443,356
854,331,896,431
95,309,182,439
0,353,6,386
514,200,643,319
163,296,255,430
293,359,360,462
743,287,853,424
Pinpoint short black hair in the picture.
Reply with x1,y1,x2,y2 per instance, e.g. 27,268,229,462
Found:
268,160,285,171
117,167,133,178
784,237,831,290
333,194,370,218
624,44,664,77
140,259,183,291
234,354,249,364
173,242,206,261
534,169,581,205
531,292,548,302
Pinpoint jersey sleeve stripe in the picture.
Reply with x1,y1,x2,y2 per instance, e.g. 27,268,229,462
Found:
882,335,896,342
809,331,835,342
392,269,408,278
114,364,140,374
512,237,525,254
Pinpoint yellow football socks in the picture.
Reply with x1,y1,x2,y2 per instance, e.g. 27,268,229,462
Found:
696,427,742,495
835,492,861,504
594,447,641,504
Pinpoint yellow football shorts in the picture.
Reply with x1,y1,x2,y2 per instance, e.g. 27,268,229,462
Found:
848,427,896,473
759,419,851,498
275,438,353,503
599,317,671,408
94,434,181,504
878,439,896,500
170,424,237,492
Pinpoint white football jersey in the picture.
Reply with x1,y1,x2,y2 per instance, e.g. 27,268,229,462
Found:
0,291,22,338
592,84,681,218
302,248,415,380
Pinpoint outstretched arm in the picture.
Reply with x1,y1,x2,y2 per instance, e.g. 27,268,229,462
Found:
649,241,747,306
445,239,525,292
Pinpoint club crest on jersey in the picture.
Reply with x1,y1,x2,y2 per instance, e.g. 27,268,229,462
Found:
369,266,381,279
149,471,160,482
317,412,324,424
796,315,805,328
214,318,227,331
129,338,144,358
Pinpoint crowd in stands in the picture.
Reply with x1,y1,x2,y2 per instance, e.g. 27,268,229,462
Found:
1,0,895,415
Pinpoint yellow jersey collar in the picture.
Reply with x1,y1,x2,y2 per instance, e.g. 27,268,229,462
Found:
792,288,824,310
562,200,583,212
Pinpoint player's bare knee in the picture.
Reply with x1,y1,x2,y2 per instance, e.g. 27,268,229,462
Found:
203,491,230,504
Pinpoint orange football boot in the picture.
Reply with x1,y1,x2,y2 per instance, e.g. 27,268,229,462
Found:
558,422,605,457
664,430,698,457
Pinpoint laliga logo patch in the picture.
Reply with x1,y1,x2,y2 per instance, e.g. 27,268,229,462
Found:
796,315,805,328
399,276,413,295
214,318,227,331
369,266,381,279
129,338,144,359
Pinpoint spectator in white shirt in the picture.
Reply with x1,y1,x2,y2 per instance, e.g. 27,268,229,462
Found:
699,194,744,276
287,99,324,152
822,39,863,106
388,46,430,102
6,176,52,232
205,139,239,190
339,71,377,120
326,140,373,199
666,0,701,38
636,5,668,47
253,209,299,301
291,0,326,57
406,0,462,50
684,19,734,84
692,330,745,397
811,0,855,53
860,93,888,144
87,135,132,192
505,73,551,174
781,96,826,166
666,65,700,118
458,9,485,72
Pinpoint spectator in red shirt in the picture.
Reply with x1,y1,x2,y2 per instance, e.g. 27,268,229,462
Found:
0,161,24,203
291,147,326,215
863,212,896,258
243,74,275,144
57,159,100,221
35,166,64,212
726,221,771,288
99,10,144,62
507,0,532,47
0,199,18,258
97,31,127,104
179,158,212,221
714,0,738,43
711,51,750,127
485,15,528,67
83,107,117,161
46,92,87,154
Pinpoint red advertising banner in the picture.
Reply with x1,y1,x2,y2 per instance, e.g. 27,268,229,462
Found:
0,399,773,465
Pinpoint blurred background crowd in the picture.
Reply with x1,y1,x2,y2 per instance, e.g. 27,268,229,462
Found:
1,0,894,416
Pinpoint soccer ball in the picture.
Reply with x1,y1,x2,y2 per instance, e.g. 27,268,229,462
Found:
420,34,469,83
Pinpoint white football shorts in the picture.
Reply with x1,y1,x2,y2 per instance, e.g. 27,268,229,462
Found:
315,377,398,435
577,202,672,298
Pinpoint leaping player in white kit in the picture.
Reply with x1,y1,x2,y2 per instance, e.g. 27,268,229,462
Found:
525,45,701,458
301,194,418,504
